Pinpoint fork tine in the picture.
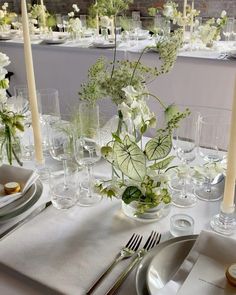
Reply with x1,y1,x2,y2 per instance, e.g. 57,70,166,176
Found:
133,236,142,251
148,232,161,250
125,233,135,248
128,234,139,249
143,230,155,250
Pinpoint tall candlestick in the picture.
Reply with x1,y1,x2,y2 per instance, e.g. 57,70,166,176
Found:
95,0,99,35
190,1,194,37
21,0,44,164
221,77,236,214
40,0,46,28
183,0,188,38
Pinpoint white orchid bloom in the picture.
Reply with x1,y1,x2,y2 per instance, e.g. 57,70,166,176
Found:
0,89,7,103
0,52,10,68
72,4,80,12
0,10,4,18
68,11,74,18
221,10,227,18
118,102,132,120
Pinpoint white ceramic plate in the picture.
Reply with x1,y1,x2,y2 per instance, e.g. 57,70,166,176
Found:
135,235,197,295
0,180,43,221
0,35,12,41
92,42,115,48
42,38,66,45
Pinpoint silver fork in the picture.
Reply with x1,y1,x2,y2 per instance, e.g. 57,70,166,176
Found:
86,233,142,295
105,231,161,295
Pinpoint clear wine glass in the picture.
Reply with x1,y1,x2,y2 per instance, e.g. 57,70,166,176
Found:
74,102,101,206
49,119,78,209
171,111,199,207
195,113,230,201
223,18,234,41
55,14,63,32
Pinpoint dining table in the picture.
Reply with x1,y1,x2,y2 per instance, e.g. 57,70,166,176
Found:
0,150,236,295
0,32,236,127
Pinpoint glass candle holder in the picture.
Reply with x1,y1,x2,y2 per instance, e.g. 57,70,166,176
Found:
170,213,194,237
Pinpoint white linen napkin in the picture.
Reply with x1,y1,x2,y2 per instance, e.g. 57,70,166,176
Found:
158,230,236,295
0,164,39,208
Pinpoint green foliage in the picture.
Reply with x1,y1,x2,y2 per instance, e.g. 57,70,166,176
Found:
113,135,146,181
0,107,24,165
145,132,172,161
93,0,133,17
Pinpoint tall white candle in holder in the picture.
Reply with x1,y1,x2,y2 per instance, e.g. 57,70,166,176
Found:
183,0,188,38
40,0,46,28
21,0,44,164
221,77,236,214
190,1,194,35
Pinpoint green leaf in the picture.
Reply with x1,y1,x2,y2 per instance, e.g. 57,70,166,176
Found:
113,136,146,181
145,132,172,161
140,123,147,134
112,133,122,143
149,156,175,170
122,186,143,204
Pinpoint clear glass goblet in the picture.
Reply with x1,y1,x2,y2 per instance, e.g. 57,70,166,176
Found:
171,112,198,207
74,102,101,206
195,114,230,201
49,120,78,209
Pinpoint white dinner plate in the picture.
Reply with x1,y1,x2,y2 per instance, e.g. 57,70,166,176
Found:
0,180,43,222
0,35,12,41
42,38,66,45
92,42,116,48
135,235,197,295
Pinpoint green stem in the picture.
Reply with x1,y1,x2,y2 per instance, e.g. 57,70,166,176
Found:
130,46,149,85
12,147,23,166
116,110,123,136
142,92,167,109
110,14,117,79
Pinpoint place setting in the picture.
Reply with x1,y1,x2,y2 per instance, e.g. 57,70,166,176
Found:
1,0,236,295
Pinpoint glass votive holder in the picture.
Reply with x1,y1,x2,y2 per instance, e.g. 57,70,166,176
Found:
170,214,194,237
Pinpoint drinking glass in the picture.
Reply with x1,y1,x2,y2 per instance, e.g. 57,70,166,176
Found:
195,113,230,201
49,119,78,208
223,18,234,41
171,112,198,207
74,102,101,206
56,14,63,32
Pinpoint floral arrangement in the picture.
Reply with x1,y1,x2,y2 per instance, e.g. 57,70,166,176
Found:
0,52,24,165
79,28,189,215
28,4,56,32
196,11,227,45
67,4,82,37
149,1,200,27
0,2,17,28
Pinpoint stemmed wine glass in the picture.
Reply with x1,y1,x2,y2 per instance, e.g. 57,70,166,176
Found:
195,113,230,201
74,102,101,206
50,119,78,209
171,111,199,207
223,18,234,41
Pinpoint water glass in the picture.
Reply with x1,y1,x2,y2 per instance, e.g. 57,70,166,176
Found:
50,164,79,210
74,102,101,206
170,214,194,237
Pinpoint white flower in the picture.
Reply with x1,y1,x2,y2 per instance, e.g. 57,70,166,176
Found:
68,11,74,18
2,2,8,10
118,102,132,120
216,18,221,25
122,85,141,104
221,10,227,18
72,4,80,12
69,17,82,32
100,16,111,28
0,10,4,18
0,52,10,67
0,89,7,103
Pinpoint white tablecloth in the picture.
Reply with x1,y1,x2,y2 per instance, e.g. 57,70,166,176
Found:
0,157,235,295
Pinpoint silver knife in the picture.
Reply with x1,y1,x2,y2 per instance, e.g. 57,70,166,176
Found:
0,201,52,241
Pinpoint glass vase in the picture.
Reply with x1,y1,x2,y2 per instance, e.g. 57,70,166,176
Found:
122,201,171,222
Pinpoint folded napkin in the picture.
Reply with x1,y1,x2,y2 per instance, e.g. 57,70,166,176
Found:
158,230,236,295
0,164,39,208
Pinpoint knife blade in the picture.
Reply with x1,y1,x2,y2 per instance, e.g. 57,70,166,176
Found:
0,201,52,241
